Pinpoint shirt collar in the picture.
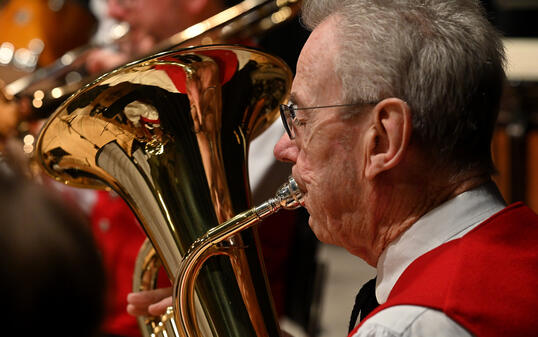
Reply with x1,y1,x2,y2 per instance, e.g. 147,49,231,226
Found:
375,182,506,303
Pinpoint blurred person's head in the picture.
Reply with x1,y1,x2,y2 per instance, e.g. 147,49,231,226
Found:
0,164,106,337
107,0,227,42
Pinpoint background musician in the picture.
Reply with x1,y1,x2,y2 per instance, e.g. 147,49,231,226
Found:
85,0,228,74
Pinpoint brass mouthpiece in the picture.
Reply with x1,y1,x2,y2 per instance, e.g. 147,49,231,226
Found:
255,176,304,218
275,175,304,209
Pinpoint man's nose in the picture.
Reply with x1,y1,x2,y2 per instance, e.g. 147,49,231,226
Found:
274,133,298,163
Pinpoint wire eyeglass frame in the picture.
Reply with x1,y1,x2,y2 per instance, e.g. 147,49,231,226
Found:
279,101,378,139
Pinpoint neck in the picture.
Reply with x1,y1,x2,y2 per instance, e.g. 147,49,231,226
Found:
352,164,491,266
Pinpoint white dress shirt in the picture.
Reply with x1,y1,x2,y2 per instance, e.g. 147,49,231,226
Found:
248,120,292,203
353,182,507,337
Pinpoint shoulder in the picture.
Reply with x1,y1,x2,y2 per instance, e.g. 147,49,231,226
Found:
351,305,471,337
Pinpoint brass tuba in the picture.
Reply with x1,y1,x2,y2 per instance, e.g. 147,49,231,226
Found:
35,45,301,336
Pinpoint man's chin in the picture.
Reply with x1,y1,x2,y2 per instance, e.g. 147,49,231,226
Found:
307,215,319,233
307,218,330,244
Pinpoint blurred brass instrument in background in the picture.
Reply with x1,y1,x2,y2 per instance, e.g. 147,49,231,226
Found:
0,0,96,79
36,45,301,337
3,0,301,120
0,0,95,154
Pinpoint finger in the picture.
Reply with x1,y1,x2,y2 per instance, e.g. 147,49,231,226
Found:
148,296,173,316
126,303,150,317
127,287,173,305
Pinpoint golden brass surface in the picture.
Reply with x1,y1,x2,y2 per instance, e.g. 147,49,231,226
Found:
175,177,303,337
36,45,292,337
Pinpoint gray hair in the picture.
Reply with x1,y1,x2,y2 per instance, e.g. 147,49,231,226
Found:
301,0,505,172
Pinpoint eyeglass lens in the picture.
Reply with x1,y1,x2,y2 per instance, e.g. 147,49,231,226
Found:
279,104,295,139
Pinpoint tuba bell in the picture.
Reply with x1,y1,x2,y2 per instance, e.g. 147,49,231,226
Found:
35,45,300,336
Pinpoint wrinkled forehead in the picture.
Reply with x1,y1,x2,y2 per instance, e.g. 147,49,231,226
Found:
293,15,342,106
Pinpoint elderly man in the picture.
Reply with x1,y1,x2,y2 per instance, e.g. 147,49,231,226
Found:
273,0,538,336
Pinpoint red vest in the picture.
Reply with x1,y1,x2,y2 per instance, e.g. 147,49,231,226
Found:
351,202,538,337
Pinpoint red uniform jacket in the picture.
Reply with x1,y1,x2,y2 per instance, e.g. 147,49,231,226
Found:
91,190,171,337
351,202,538,337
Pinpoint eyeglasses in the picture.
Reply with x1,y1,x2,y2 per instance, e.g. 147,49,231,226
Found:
279,101,378,139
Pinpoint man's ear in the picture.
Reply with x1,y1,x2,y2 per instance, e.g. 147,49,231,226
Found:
364,98,412,180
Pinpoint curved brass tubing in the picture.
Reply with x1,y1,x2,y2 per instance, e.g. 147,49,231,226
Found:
175,177,303,337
